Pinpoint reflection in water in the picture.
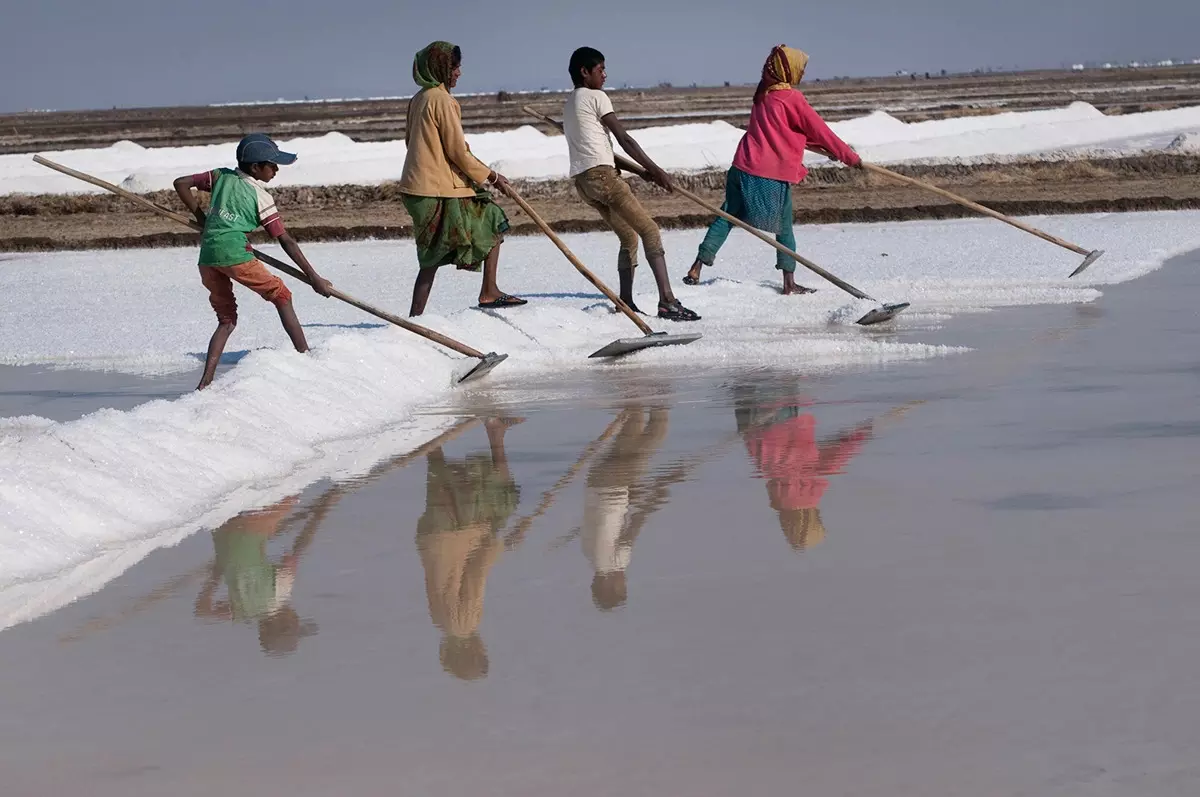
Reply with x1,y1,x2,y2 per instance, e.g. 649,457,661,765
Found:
60,497,328,650
580,406,671,611
190,418,481,657
57,383,920,676
415,418,522,680
735,386,867,551
193,496,320,656
59,418,483,653
733,380,920,552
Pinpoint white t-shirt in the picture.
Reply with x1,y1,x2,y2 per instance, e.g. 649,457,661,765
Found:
563,88,616,177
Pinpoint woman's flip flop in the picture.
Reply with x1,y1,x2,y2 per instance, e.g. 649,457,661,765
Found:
478,294,528,309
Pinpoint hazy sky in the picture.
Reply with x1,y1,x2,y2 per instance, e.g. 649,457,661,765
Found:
1,0,1196,112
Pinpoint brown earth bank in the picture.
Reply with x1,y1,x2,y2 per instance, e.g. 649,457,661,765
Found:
4,65,1200,154
2,155,1199,253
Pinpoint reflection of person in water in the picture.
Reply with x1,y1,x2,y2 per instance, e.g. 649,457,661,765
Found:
193,495,320,656
71,419,481,653
734,384,874,552
581,406,671,611
416,418,522,680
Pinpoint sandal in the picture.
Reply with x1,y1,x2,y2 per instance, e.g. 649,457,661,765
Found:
682,275,700,286
657,300,701,322
478,293,528,309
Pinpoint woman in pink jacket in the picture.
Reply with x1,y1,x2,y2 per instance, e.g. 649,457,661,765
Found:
684,45,862,295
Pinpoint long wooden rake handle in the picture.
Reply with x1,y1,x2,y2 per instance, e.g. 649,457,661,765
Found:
32,155,489,359
859,161,1092,256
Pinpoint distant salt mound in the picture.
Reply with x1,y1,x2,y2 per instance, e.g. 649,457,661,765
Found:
1164,132,1200,153
118,172,155,192
834,110,909,143
470,124,551,146
290,131,356,152
8,102,1200,196
107,140,147,155
488,155,566,181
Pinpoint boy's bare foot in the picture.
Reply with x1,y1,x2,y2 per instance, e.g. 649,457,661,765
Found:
683,259,704,285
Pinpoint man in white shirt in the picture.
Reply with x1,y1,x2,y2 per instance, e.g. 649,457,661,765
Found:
563,46,699,322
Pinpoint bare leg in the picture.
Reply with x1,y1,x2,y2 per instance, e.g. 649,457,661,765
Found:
478,241,509,305
410,267,438,316
484,416,524,477
646,253,676,305
198,321,236,390
685,257,704,284
778,223,812,295
275,300,309,353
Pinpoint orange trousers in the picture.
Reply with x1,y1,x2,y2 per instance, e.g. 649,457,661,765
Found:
199,261,292,324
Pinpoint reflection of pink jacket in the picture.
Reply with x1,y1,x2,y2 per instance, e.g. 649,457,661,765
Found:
743,415,871,510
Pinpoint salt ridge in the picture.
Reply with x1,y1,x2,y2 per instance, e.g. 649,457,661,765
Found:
4,101,1199,196
2,211,1200,632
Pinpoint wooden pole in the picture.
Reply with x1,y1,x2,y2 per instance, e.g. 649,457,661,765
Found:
860,161,1095,257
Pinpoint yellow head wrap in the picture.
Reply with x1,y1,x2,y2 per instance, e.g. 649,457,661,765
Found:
756,45,810,101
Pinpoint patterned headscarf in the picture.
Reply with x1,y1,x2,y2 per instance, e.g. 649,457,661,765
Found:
778,508,826,551
754,45,810,103
413,41,460,90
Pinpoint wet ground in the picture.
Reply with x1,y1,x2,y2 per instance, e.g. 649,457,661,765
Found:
0,364,191,421
1,252,1198,796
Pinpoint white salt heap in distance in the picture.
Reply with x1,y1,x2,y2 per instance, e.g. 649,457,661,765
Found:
3,101,1199,196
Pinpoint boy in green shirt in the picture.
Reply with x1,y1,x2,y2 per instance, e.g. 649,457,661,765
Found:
174,134,333,390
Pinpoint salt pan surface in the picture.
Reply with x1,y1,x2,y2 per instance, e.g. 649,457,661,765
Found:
1,210,1199,630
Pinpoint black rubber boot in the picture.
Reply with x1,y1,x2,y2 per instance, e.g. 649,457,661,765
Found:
618,268,642,314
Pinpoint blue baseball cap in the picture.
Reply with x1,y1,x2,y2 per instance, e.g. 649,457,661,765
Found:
236,133,297,165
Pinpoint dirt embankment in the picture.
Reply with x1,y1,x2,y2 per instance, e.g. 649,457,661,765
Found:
2,154,1199,253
